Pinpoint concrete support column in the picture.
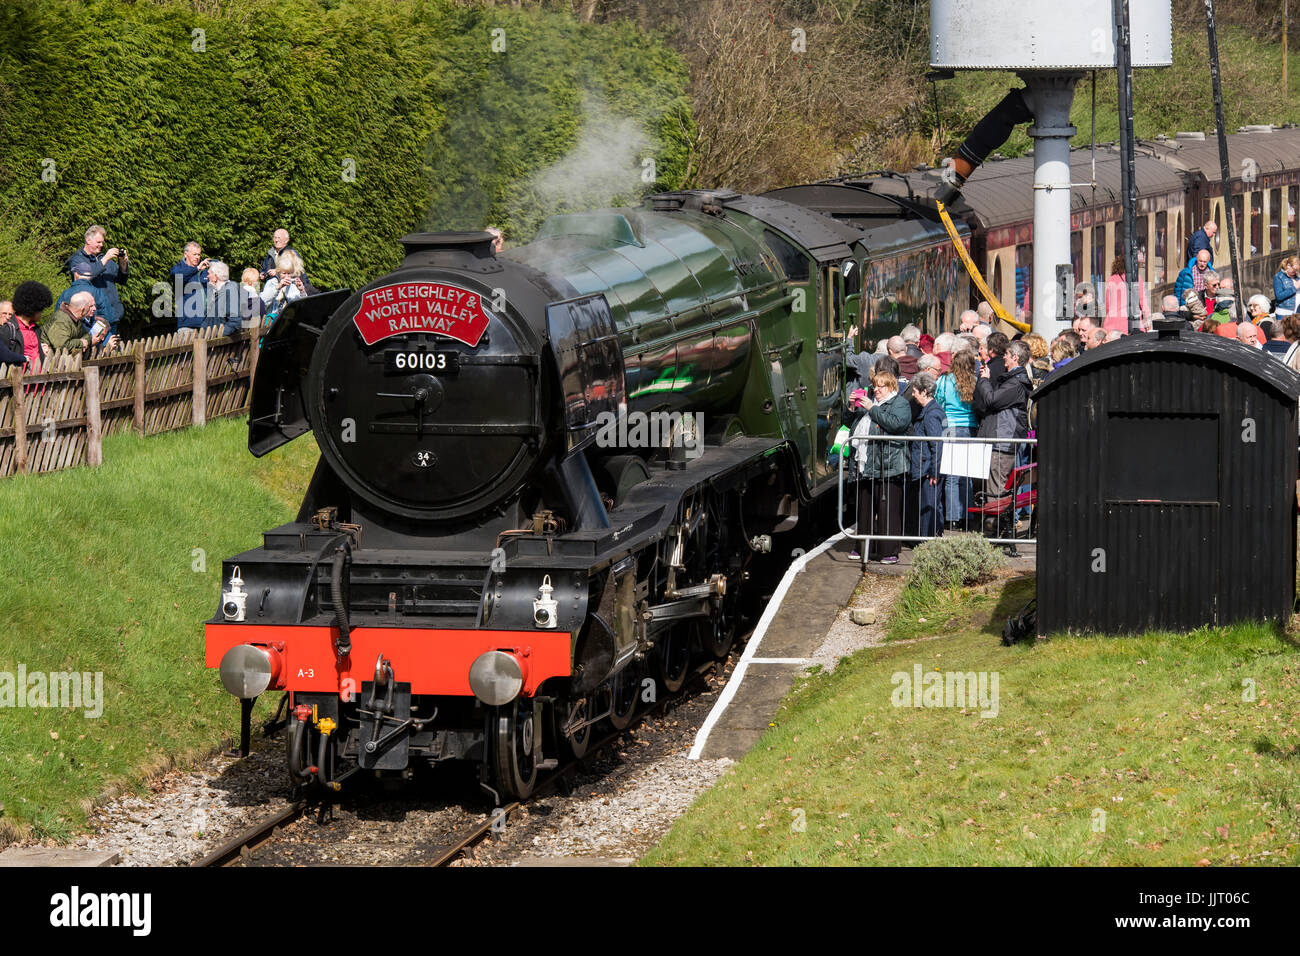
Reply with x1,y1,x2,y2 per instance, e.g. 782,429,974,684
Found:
1020,72,1083,340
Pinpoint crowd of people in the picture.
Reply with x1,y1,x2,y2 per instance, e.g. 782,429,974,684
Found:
844,317,1037,562
844,223,1300,561
0,225,313,374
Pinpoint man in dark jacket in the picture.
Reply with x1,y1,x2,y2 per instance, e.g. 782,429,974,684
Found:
54,265,112,328
170,241,211,331
984,331,1009,385
901,325,924,361
202,262,246,335
259,228,302,279
974,339,1032,493
1187,220,1216,264
1158,294,1195,331
0,299,23,367
909,372,948,538
65,225,127,337
888,335,918,378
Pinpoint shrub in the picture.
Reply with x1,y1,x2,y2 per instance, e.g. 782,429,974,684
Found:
0,215,63,299
0,0,692,328
905,533,1002,592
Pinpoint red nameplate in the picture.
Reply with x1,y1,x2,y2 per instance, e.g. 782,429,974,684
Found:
352,281,490,347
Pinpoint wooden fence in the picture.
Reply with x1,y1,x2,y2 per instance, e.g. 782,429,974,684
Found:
0,326,261,478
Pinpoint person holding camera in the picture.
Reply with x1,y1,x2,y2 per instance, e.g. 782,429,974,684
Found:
852,368,911,564
65,225,128,339
260,250,315,322
170,241,212,331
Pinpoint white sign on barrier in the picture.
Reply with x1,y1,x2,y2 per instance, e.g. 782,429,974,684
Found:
940,441,992,480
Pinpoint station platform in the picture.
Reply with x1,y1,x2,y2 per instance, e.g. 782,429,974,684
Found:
690,535,1036,761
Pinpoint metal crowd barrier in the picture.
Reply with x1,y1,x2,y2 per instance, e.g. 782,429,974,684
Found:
836,432,1038,566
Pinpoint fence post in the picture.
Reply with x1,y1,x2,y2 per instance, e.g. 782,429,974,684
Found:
246,326,260,398
192,335,207,427
84,365,103,467
10,367,28,474
133,341,146,436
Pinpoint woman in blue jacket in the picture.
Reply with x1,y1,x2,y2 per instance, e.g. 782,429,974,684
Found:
1274,256,1299,317
935,349,978,530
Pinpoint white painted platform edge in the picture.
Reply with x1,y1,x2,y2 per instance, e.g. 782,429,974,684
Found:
687,532,846,760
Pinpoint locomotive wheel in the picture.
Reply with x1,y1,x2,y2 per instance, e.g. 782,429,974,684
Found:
655,628,691,694
494,699,538,800
699,603,737,661
606,664,640,731
561,699,591,760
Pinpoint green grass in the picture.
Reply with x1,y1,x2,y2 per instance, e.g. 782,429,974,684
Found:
646,576,1300,866
0,418,318,843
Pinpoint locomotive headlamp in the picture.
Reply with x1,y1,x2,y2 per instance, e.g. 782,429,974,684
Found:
222,566,247,622
468,650,524,706
219,644,283,699
533,575,558,629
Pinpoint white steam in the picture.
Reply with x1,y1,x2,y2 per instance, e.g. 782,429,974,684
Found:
508,94,653,232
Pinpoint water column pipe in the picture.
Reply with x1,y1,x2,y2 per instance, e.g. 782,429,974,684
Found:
1019,73,1083,341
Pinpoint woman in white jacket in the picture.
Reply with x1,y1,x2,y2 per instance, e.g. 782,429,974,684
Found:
261,250,310,321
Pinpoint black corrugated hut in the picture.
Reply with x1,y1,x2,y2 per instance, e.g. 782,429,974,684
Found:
1034,329,1300,634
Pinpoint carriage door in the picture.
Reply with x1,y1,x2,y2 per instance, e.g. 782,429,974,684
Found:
815,261,847,485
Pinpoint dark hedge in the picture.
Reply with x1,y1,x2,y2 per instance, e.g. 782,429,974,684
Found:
0,0,692,323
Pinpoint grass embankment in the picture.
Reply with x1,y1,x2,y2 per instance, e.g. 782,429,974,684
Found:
0,418,317,843
648,576,1300,866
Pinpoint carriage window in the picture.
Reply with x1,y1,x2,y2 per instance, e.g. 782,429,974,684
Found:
843,258,861,296
1174,211,1183,270
1134,215,1148,281
1092,225,1106,283
1250,192,1263,257
1070,230,1083,287
1270,188,1282,253
991,255,1003,303
762,229,810,282
1014,244,1032,317
1290,187,1299,248
1153,211,1167,285
1213,201,1223,260
820,265,842,337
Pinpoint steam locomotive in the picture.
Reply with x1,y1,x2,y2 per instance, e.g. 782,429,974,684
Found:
206,115,1296,800
204,188,962,800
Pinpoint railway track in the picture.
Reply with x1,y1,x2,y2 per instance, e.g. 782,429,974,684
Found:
192,658,723,868
191,800,312,868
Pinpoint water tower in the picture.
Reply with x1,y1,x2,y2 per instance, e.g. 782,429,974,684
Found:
930,0,1172,338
